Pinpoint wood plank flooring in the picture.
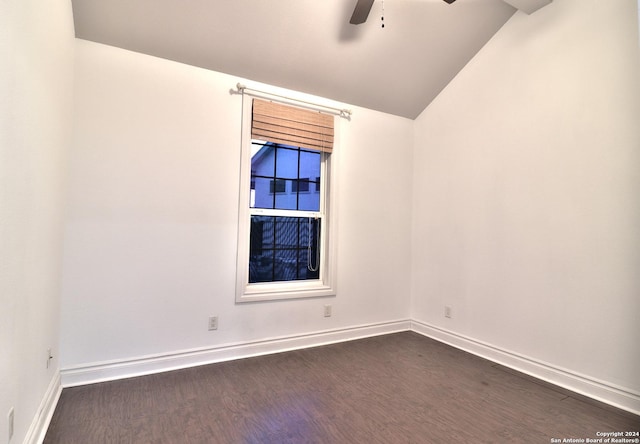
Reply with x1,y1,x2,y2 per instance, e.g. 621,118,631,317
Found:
45,332,639,443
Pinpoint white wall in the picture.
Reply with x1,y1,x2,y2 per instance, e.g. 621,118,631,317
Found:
60,40,413,373
2,0,637,438
412,0,640,409
0,0,75,442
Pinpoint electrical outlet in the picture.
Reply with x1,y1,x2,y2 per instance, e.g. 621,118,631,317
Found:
8,407,14,442
208,316,218,331
444,306,452,318
324,304,332,317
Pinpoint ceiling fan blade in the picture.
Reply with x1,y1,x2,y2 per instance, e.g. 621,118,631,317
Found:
349,0,375,25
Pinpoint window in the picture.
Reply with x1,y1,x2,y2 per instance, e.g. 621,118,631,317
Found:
236,97,337,302
249,142,321,283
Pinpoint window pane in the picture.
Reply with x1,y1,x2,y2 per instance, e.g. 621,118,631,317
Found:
274,216,300,247
300,150,321,181
275,179,297,210
251,177,273,209
273,249,298,281
275,146,299,178
249,216,274,283
299,150,321,211
251,142,321,212
251,143,274,177
249,216,321,283
302,217,320,280
298,256,320,280
298,186,319,211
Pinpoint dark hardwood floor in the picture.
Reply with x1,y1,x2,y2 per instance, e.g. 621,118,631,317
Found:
45,332,639,443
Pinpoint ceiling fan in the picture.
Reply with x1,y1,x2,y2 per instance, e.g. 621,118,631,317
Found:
349,0,456,25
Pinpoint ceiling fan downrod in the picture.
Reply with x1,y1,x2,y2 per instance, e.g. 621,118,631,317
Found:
349,0,456,26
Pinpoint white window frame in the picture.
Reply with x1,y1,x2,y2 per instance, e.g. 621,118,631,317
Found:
235,94,338,303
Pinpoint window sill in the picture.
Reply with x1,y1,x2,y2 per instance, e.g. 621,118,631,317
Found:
236,280,336,303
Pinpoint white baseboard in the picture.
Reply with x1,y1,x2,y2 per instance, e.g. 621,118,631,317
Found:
24,371,62,444
411,319,640,416
57,317,639,417
60,319,412,387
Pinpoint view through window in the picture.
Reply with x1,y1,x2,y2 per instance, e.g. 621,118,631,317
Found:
249,141,322,283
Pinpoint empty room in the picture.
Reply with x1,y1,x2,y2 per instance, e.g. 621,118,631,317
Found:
2,0,639,442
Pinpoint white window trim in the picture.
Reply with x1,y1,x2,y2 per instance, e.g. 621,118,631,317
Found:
235,94,338,303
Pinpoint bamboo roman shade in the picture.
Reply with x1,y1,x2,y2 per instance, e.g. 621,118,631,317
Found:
251,99,334,153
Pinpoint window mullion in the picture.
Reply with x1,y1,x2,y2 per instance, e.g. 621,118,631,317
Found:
296,148,301,211
250,208,323,219
272,146,278,209
271,215,276,282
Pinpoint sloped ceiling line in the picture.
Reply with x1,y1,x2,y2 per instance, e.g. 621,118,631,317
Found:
71,0,550,119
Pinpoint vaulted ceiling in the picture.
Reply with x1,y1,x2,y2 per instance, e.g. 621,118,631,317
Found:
71,0,549,119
